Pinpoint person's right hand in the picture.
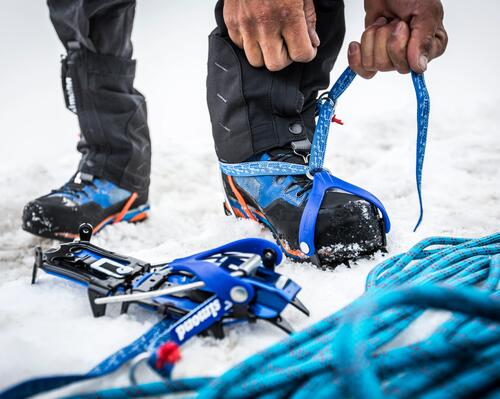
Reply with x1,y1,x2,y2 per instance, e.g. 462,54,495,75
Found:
223,0,320,71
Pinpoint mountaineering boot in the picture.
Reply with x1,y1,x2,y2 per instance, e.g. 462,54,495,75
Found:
22,172,149,240
221,147,386,266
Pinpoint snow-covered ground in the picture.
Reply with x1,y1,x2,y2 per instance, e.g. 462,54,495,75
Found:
0,0,499,396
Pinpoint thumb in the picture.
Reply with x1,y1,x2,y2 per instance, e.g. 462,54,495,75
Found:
303,0,320,47
407,11,447,73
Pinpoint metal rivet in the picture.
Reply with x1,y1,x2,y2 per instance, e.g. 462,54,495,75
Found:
230,286,249,303
300,242,310,254
289,123,303,135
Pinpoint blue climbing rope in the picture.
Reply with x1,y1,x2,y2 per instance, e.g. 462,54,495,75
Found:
62,232,500,399
221,67,431,257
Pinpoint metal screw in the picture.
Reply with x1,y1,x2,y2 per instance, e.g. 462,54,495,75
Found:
300,242,310,254
230,286,249,303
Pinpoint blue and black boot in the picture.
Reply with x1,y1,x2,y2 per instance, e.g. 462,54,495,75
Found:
22,172,150,240
222,147,386,266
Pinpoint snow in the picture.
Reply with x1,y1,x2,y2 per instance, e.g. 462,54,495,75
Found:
0,0,499,396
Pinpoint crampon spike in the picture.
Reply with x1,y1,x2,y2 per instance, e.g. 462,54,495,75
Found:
266,316,295,334
291,296,310,316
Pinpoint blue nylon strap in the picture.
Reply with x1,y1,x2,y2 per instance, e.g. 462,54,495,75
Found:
219,160,307,177
0,317,174,399
411,71,430,231
221,67,431,257
328,67,357,102
309,98,335,172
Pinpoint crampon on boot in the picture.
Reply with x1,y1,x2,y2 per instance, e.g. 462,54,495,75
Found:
22,172,149,240
222,149,386,266
220,67,430,267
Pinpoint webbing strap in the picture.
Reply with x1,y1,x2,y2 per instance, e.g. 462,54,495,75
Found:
220,67,431,255
412,72,430,231
0,318,174,399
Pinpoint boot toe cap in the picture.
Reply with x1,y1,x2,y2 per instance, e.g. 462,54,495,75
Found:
315,192,386,265
22,200,56,237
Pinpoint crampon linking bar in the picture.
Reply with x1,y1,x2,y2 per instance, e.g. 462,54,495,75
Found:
0,223,309,399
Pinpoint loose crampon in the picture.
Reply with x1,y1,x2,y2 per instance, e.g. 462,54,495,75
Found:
32,223,309,339
2,224,310,398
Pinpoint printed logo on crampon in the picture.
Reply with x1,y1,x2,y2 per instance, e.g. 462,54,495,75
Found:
174,297,224,342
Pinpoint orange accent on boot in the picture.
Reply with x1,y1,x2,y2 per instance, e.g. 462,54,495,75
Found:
233,208,245,218
93,214,116,234
114,192,138,223
93,192,139,233
280,239,308,258
226,176,256,221
129,212,148,223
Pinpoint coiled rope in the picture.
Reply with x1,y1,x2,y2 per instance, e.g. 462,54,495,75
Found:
65,232,500,399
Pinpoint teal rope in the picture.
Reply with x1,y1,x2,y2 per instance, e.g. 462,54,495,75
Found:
65,233,500,399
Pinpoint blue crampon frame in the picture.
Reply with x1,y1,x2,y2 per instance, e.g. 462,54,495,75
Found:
0,224,309,399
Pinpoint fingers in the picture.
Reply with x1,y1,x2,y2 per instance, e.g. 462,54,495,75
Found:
407,4,448,73
240,17,315,71
360,17,388,72
387,21,411,74
348,42,377,79
282,19,317,64
242,36,265,68
349,18,412,79
222,0,318,72
259,33,293,71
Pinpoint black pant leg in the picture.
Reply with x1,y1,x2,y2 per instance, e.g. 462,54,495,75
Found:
47,0,151,193
207,0,345,163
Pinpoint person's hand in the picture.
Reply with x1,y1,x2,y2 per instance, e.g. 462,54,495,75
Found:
348,0,448,79
223,0,320,71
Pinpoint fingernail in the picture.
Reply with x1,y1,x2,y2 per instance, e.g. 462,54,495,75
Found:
374,17,387,26
393,21,404,35
418,55,428,71
348,42,357,55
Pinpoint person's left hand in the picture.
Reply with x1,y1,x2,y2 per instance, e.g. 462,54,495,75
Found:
348,0,448,79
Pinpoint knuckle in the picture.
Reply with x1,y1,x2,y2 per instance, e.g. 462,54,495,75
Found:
248,57,264,68
266,59,287,72
290,48,315,62
374,59,392,72
239,15,255,29
361,55,374,71
362,26,377,39
225,16,239,31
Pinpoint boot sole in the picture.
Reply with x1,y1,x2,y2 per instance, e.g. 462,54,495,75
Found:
23,204,150,241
